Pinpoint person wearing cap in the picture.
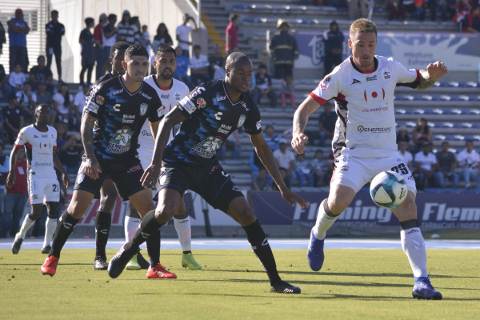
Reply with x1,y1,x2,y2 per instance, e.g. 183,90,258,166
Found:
7,8,30,72
323,20,344,76
269,19,298,81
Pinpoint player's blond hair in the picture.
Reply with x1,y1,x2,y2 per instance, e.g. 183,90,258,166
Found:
349,18,377,37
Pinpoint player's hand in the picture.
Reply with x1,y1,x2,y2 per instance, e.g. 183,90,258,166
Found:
81,157,102,180
141,163,161,188
61,172,69,189
6,171,16,189
291,133,309,155
426,61,448,82
280,189,309,209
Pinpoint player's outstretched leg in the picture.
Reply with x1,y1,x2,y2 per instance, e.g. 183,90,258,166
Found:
109,211,166,278
400,220,442,300
174,216,202,270
308,199,338,271
124,213,149,270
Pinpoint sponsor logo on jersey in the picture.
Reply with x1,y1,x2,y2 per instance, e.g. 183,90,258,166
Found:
196,97,207,109
191,136,223,158
161,94,170,99
384,71,391,79
112,89,123,95
157,105,166,117
113,104,121,112
122,114,136,124
237,114,246,128
140,103,148,116
140,92,152,100
357,125,392,133
87,102,99,113
95,95,105,105
106,128,132,154
217,95,226,101
351,78,361,85
366,75,377,82
218,124,232,134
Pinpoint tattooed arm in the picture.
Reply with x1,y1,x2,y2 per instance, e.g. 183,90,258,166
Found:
80,110,102,179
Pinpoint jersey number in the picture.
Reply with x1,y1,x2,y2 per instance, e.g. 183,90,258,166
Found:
52,184,58,192
391,163,409,175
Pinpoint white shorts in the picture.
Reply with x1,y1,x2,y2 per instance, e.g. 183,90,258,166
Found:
331,152,416,194
28,174,60,205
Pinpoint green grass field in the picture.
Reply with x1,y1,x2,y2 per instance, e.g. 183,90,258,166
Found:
1,248,479,320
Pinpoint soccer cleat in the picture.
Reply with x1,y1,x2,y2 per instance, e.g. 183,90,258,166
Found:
307,229,325,271
181,252,202,270
412,277,443,300
136,252,150,270
93,256,108,270
126,256,141,270
108,245,137,279
41,256,59,276
11,234,23,254
271,280,302,294
146,263,177,279
41,245,51,254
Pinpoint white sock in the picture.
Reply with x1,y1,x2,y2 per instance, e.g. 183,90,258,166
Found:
18,215,36,239
312,200,339,240
174,216,192,252
43,218,57,248
400,227,428,279
124,215,141,243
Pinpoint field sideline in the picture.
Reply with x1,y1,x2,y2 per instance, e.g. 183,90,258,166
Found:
1,244,479,319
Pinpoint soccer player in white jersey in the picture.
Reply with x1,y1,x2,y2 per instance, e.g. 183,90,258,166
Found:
291,19,447,300
8,104,69,254
124,44,201,272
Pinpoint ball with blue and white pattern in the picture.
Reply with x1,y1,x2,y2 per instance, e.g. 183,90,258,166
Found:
369,171,408,208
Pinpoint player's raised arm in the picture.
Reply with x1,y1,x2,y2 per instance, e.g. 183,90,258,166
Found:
140,106,187,188
291,95,322,155
250,132,308,208
417,61,448,89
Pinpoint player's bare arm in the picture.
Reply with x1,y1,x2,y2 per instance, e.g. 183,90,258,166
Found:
250,132,308,208
140,106,187,187
53,148,69,188
80,109,102,179
291,95,321,155
6,144,20,188
149,120,159,139
417,61,448,90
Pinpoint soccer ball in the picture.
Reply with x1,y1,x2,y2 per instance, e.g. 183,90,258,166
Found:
369,171,408,209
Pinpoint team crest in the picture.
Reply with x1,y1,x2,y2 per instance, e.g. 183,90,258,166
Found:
140,103,148,116
237,114,246,128
196,97,207,109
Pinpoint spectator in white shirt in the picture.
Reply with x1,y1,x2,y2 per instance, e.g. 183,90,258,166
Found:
456,140,480,188
294,154,314,187
8,64,28,90
273,140,295,187
176,14,197,56
189,44,210,86
414,142,441,189
15,82,36,109
398,141,413,170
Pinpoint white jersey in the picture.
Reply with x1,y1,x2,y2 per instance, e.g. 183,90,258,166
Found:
310,55,419,159
15,124,57,178
138,76,190,167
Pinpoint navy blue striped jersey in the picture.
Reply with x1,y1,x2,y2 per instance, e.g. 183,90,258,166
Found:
163,80,262,167
84,76,163,161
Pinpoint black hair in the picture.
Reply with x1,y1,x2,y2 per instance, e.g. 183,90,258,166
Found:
193,44,201,50
155,44,176,58
108,14,117,21
51,10,58,15
85,17,94,25
125,44,148,59
110,41,130,57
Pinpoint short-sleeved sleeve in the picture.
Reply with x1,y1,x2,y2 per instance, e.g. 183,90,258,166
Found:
309,72,339,105
15,128,27,146
51,127,58,148
177,85,208,117
147,95,163,122
392,59,420,87
243,98,262,135
84,84,106,117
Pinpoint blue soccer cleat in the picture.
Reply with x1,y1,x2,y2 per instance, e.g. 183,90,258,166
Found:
307,229,325,271
412,277,443,300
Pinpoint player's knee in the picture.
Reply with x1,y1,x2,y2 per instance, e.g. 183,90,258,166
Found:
99,192,117,212
47,203,61,219
154,202,177,223
230,203,256,226
327,196,349,216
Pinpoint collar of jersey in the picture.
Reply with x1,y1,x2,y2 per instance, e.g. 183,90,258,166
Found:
119,76,143,96
222,80,243,105
350,56,378,74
